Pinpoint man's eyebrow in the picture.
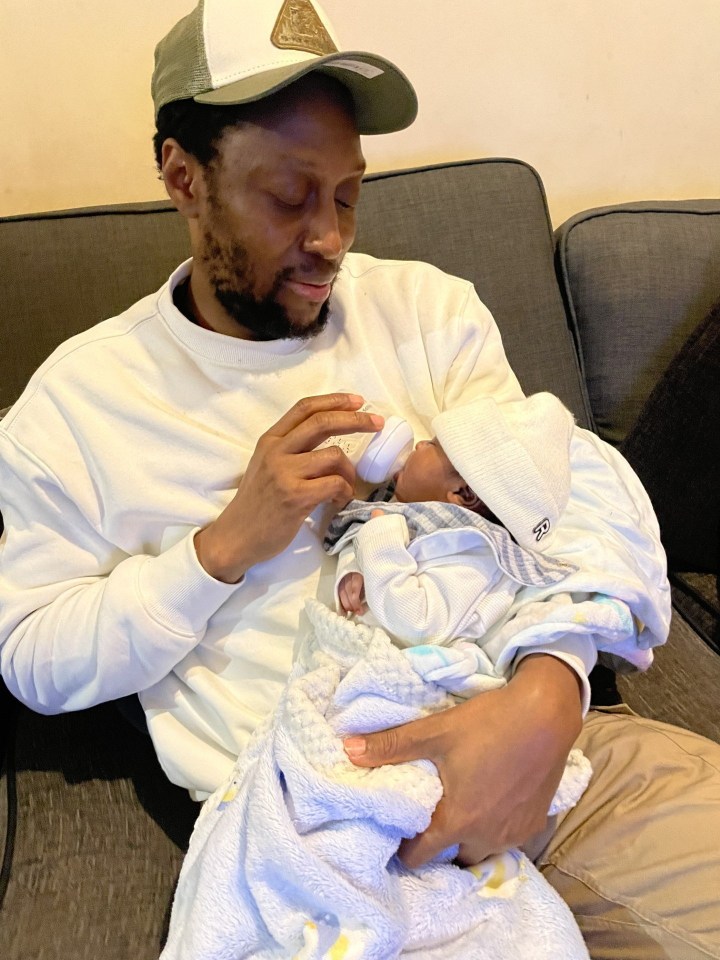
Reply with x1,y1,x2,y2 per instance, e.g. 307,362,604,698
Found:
276,155,367,176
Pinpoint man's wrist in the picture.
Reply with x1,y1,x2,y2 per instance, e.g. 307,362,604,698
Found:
194,524,248,584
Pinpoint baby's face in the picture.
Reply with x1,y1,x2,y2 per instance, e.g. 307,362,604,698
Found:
393,438,458,503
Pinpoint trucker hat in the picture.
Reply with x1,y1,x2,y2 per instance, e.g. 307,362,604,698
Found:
151,0,418,134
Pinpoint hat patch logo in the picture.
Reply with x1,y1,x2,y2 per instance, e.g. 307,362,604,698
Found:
533,518,551,542
271,0,338,57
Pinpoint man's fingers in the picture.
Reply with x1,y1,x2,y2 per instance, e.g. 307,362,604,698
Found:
343,710,450,768
398,804,501,869
294,474,355,512
282,408,384,454
455,839,504,868
398,804,454,868
295,446,357,487
264,393,365,438
258,449,356,507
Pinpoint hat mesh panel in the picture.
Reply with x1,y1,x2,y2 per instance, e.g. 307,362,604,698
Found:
153,5,213,113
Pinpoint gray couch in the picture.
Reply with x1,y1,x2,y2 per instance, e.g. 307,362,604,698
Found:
1,158,718,958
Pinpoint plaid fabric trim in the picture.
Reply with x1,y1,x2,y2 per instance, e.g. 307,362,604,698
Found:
324,498,576,587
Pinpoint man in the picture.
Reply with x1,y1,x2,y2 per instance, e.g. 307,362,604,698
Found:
1,2,719,956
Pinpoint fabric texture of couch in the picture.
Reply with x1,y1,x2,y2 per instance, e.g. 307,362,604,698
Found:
1,158,719,958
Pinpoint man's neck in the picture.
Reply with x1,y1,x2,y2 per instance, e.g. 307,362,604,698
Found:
176,272,257,339
174,277,215,331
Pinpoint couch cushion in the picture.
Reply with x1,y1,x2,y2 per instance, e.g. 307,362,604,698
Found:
555,201,720,444
0,703,198,959
670,572,720,656
617,610,720,743
621,299,720,572
0,202,190,412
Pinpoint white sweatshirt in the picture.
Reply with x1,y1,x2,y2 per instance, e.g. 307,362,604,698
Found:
0,254,671,796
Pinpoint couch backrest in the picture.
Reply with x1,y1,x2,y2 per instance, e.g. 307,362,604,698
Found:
0,158,591,426
1,201,190,412
556,200,720,444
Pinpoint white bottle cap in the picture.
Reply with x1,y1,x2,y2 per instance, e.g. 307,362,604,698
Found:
356,415,414,484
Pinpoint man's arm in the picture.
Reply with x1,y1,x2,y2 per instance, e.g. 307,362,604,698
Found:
344,433,665,867
344,652,583,866
0,394,381,712
351,425,668,866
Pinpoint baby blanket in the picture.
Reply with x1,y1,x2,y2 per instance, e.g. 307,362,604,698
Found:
162,600,590,960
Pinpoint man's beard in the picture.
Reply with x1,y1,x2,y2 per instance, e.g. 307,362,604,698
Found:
200,230,332,341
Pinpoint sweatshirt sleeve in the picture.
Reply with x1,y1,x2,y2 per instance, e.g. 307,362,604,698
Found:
0,431,241,713
537,430,672,661
426,279,527,413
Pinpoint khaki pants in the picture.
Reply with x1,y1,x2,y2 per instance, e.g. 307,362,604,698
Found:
535,708,720,959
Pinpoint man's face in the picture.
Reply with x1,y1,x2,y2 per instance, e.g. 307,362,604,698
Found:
192,78,366,340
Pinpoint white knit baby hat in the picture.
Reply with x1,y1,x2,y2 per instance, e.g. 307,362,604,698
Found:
432,393,575,551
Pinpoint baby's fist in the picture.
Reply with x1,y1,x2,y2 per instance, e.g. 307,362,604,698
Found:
338,572,367,616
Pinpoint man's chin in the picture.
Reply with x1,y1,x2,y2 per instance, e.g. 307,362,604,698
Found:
212,287,330,341
270,296,331,340
285,311,330,341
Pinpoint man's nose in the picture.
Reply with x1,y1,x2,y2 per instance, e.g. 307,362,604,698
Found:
302,200,345,260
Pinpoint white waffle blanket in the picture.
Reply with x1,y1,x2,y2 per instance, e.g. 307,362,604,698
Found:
162,599,590,960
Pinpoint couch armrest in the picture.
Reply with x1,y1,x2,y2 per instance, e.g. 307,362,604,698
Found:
555,200,720,445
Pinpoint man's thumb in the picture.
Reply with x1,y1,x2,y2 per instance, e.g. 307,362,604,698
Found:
343,713,445,768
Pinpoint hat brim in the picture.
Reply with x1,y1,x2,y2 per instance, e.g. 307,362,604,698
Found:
192,50,418,135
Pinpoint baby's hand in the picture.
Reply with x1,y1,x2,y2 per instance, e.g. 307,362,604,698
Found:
338,572,367,616
370,508,385,519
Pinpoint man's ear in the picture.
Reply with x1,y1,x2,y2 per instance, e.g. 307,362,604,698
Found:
447,483,483,510
160,139,205,219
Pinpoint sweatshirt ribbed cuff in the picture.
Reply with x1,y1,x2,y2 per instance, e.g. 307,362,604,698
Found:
137,529,243,635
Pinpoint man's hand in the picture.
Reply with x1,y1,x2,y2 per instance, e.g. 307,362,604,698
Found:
343,653,583,867
338,572,367,615
194,394,383,583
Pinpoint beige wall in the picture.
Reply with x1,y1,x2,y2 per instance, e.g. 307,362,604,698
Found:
2,0,719,223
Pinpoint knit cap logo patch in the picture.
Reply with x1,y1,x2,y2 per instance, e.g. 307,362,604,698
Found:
271,0,338,56
533,518,551,542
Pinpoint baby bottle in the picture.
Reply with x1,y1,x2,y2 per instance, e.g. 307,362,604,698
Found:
316,400,414,484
